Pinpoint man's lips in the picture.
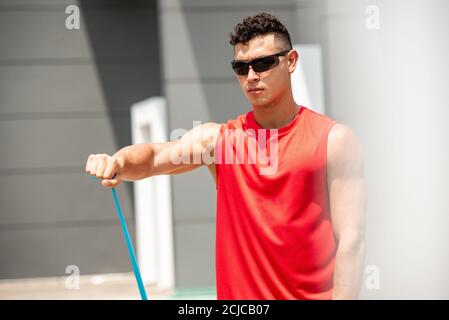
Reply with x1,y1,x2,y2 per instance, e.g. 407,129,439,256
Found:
247,88,264,93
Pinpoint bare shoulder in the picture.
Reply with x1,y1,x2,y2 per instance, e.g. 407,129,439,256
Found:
199,122,222,139
327,123,364,176
328,123,361,153
180,122,221,146
194,122,222,150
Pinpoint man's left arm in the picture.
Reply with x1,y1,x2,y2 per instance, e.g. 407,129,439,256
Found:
327,123,367,300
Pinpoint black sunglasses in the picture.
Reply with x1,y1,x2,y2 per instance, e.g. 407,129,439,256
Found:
231,50,291,76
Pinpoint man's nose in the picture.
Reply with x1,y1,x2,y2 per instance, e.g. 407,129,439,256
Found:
246,66,259,82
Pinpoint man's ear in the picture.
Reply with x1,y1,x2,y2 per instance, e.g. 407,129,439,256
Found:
287,49,299,74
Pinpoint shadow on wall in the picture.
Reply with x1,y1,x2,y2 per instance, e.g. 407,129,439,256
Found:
78,0,164,210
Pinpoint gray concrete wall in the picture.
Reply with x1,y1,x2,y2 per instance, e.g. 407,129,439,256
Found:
0,0,162,279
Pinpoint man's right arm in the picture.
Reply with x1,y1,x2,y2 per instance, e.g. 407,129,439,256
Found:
85,122,222,188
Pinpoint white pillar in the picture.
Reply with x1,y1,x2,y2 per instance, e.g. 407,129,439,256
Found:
131,97,175,290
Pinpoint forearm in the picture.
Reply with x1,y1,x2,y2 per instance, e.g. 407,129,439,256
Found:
332,234,365,300
112,143,155,181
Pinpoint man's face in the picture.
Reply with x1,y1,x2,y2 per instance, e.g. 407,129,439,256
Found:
233,34,296,108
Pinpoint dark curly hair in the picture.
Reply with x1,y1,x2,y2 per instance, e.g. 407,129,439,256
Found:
229,12,292,50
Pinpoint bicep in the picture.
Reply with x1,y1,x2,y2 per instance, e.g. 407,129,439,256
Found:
327,124,367,242
150,122,221,176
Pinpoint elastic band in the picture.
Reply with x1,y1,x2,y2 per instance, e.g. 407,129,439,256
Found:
91,176,148,300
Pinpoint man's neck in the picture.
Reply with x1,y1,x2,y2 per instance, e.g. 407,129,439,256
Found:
252,94,299,129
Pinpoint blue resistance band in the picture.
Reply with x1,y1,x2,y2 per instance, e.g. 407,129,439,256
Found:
92,176,148,300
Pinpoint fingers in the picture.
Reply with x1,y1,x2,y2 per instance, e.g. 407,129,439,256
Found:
89,154,101,176
95,156,107,179
103,157,118,180
85,153,122,188
86,154,99,176
85,154,93,172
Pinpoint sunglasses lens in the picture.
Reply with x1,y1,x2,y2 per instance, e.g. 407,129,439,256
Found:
231,52,284,75
231,62,249,75
252,56,277,73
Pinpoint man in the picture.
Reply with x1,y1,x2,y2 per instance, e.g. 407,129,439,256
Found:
85,13,366,300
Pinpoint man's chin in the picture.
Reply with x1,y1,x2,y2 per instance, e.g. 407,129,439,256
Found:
251,102,272,110
249,98,273,108
247,95,269,106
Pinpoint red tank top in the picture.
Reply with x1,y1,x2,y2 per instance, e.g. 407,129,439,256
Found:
214,106,338,300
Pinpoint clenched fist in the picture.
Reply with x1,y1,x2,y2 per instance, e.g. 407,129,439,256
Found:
85,153,124,188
